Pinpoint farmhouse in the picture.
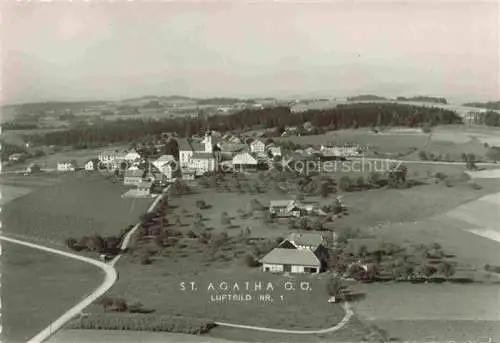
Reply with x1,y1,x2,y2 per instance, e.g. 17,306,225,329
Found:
232,152,258,170
123,169,144,186
269,200,301,218
84,159,100,171
261,248,321,274
250,139,265,153
57,160,77,172
279,232,326,251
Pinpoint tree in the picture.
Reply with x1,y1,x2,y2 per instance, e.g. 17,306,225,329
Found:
320,182,330,198
196,200,207,209
338,175,352,191
486,147,500,161
437,261,455,278
220,212,231,226
421,123,432,133
418,151,428,160
65,238,77,250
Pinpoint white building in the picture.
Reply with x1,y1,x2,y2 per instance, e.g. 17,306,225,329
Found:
123,150,141,162
261,248,321,274
84,159,100,171
57,160,77,172
98,149,126,167
232,152,258,170
266,146,282,158
179,132,219,177
152,155,177,181
261,232,327,274
250,139,265,153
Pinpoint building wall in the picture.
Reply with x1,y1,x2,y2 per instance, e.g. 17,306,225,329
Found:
251,141,265,153
124,176,142,186
262,264,284,273
179,150,193,168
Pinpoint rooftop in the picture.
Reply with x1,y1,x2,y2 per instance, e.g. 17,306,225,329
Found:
191,152,215,159
262,248,320,266
124,169,144,178
286,232,324,248
270,200,295,207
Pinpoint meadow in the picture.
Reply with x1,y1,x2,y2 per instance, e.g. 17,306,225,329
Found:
2,172,151,247
1,241,103,343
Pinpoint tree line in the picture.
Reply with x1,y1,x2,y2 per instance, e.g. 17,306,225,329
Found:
24,103,462,147
472,110,500,127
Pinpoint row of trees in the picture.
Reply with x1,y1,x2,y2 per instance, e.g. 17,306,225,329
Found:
25,103,462,147
472,110,500,127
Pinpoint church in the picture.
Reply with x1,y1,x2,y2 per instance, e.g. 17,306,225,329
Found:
179,131,221,177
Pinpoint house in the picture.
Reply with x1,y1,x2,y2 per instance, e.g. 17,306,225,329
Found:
189,152,216,176
25,163,41,175
123,169,144,186
123,150,141,162
84,159,100,171
152,155,177,181
8,153,25,162
98,149,126,167
57,160,77,172
136,180,153,195
279,232,326,251
266,146,282,158
250,139,265,153
261,248,321,274
181,168,195,180
261,232,329,274
269,200,301,218
232,152,258,170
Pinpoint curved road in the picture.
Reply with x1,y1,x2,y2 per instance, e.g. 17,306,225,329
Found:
1,184,355,342
0,236,117,343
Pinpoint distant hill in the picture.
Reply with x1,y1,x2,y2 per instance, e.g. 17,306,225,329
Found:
2,101,110,120
396,96,448,104
463,101,500,110
347,94,389,101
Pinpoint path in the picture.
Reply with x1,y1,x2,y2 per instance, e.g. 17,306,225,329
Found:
0,236,117,343
215,301,353,334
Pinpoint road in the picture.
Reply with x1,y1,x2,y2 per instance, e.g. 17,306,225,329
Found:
0,185,171,343
1,184,356,342
0,236,117,343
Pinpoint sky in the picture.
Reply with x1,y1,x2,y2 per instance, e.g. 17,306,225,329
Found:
1,1,499,104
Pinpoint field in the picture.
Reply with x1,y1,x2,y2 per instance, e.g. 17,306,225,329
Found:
276,125,500,161
350,283,500,341
101,259,346,330
1,172,151,246
2,242,103,343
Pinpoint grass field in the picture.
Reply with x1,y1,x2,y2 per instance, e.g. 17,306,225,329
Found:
277,125,500,160
2,172,151,246
2,242,103,343
101,258,346,330
350,283,500,342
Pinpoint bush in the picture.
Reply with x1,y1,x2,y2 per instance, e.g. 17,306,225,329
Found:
66,313,217,334
244,253,261,267
338,175,352,191
418,151,428,160
422,123,432,133
65,238,78,250
469,182,483,190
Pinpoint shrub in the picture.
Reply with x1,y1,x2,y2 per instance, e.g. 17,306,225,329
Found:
469,182,483,190
66,313,217,334
418,151,428,160
65,238,77,250
338,175,352,191
244,253,261,267
422,123,432,133
140,252,152,265
434,172,447,180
